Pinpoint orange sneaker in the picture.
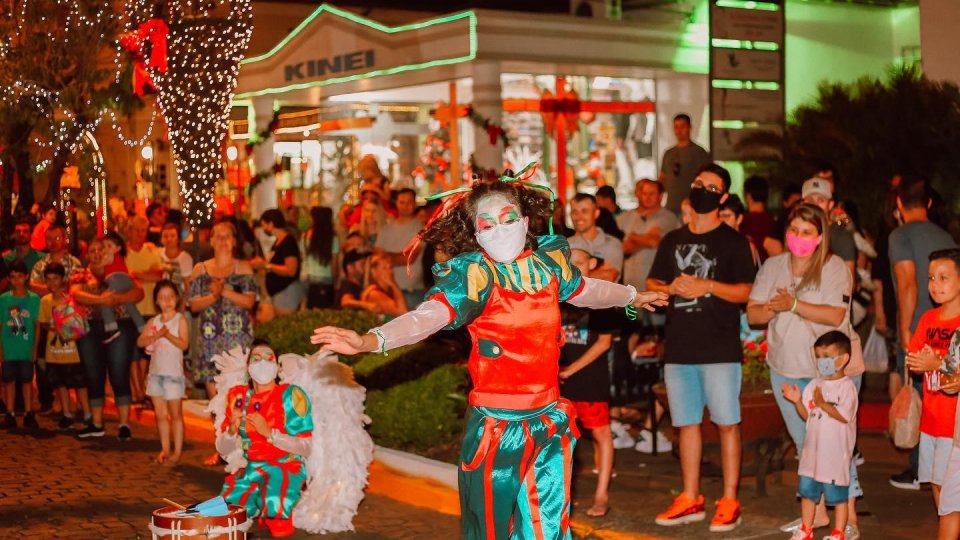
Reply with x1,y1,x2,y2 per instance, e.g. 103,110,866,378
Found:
655,492,706,526
709,497,742,532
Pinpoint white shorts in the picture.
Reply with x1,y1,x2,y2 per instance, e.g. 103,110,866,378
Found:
146,374,186,401
919,433,953,485
939,444,960,515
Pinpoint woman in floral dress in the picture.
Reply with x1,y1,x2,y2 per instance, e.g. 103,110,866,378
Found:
188,221,257,400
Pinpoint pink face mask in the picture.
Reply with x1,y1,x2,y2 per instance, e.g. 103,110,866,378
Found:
785,232,821,257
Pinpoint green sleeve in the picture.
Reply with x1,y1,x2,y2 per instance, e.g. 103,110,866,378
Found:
425,251,493,329
283,385,313,436
536,235,584,301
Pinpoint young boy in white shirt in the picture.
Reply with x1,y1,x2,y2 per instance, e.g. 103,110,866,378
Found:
782,330,858,540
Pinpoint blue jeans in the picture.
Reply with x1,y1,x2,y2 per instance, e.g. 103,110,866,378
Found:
77,318,136,408
770,369,863,498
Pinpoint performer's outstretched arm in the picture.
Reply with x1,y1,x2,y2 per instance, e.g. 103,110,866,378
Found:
312,300,453,355
568,277,668,311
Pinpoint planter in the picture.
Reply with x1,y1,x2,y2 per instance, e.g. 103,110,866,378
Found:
653,382,790,496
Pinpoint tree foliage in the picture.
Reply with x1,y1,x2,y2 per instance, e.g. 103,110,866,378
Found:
0,0,140,215
739,64,960,230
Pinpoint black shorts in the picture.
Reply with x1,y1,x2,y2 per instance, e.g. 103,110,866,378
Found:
47,363,86,389
2,361,34,384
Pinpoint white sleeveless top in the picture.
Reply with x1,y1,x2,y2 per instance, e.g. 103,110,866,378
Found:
147,313,184,377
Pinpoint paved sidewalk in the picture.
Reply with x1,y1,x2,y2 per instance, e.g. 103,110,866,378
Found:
0,403,940,539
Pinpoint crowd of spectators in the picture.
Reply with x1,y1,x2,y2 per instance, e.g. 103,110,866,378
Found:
1,112,959,537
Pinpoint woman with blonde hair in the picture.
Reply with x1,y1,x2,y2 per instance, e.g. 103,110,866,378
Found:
747,203,864,539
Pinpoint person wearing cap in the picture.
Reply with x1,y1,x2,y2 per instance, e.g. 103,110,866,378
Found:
337,249,375,313
802,177,857,281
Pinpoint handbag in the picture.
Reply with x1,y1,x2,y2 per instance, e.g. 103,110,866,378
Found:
863,326,888,374
889,364,922,448
51,295,90,342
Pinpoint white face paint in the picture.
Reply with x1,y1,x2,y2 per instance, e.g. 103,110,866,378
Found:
474,194,529,263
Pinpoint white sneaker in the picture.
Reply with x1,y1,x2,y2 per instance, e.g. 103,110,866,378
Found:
844,524,860,540
634,429,672,453
610,421,635,450
780,518,803,533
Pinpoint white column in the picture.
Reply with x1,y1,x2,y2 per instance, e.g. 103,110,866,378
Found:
919,0,960,86
470,61,503,174
250,95,277,218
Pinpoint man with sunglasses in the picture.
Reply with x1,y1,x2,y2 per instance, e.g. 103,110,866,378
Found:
658,113,711,214
647,163,756,533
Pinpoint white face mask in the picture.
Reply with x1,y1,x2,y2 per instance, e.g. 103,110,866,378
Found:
248,361,278,384
475,195,529,263
476,220,528,263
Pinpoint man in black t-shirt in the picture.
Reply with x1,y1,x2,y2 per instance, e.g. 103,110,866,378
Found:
560,248,620,517
646,163,755,532
337,249,374,312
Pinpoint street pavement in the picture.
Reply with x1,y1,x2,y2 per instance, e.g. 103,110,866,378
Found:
0,404,941,539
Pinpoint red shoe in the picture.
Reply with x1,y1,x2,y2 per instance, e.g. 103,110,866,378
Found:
823,528,846,540
709,497,742,532
264,517,295,538
789,524,814,540
655,492,705,526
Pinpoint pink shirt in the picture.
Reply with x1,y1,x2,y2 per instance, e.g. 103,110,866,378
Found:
797,376,858,486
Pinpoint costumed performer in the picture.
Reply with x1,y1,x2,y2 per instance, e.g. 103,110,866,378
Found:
312,165,668,540
216,343,313,538
209,344,373,537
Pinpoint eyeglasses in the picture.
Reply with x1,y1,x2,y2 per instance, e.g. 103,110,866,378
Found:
691,178,722,194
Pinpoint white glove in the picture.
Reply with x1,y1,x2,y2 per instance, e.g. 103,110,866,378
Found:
269,430,313,457
369,299,452,352
216,430,240,457
567,278,637,309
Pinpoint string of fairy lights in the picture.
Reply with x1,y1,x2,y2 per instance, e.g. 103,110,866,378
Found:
149,0,253,228
2,0,254,228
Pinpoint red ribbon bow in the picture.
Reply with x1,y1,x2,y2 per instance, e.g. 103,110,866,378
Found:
119,19,169,96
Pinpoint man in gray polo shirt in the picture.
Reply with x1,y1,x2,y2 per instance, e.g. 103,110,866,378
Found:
618,179,680,292
569,193,623,282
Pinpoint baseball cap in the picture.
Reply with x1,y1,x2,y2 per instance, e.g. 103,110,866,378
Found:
342,249,371,271
801,177,832,200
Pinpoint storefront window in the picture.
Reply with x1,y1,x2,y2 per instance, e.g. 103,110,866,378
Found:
501,74,656,209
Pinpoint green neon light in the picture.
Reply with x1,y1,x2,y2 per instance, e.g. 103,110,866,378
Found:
242,6,475,65
712,79,780,90
711,38,780,51
236,7,477,98
715,0,780,11
713,120,746,129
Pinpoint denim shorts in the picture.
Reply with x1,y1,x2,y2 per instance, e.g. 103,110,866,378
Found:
920,433,953,485
663,362,741,427
271,282,304,310
798,475,849,505
146,374,186,400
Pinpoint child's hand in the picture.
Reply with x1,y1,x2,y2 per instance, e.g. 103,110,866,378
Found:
906,345,941,373
228,414,242,435
781,383,801,403
942,376,960,395
558,367,574,381
813,387,827,408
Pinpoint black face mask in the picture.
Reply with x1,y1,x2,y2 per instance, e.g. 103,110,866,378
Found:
689,186,723,214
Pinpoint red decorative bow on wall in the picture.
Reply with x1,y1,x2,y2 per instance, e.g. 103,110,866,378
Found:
119,19,169,96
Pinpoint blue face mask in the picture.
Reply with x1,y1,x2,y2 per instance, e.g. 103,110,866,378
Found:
816,356,839,377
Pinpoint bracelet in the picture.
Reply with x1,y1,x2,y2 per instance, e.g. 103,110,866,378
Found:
371,329,387,356
790,297,799,313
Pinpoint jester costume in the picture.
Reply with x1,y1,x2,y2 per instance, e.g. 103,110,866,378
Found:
430,234,583,539
220,383,313,536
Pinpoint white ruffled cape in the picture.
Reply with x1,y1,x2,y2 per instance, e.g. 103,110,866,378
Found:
206,347,374,534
